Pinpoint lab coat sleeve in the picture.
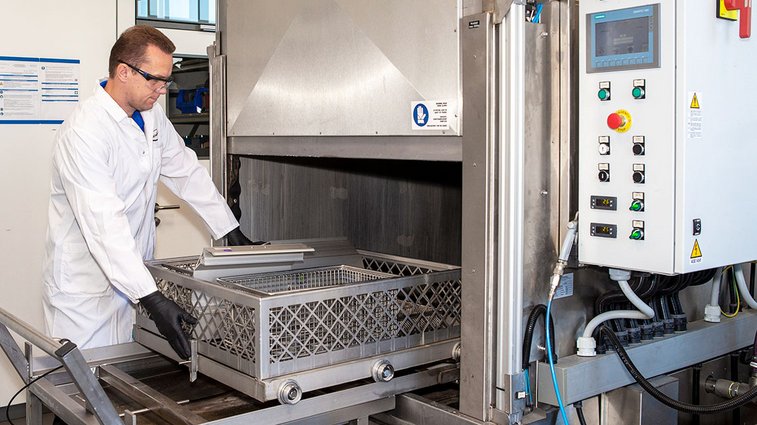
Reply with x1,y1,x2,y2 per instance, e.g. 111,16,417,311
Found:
157,110,239,240
55,126,158,302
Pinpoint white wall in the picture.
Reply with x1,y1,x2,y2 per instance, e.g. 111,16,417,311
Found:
0,0,214,408
0,0,118,406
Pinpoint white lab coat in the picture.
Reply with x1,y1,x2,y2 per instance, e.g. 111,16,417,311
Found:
42,83,238,349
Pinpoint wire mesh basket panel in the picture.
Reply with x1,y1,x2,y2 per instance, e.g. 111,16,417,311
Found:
218,265,395,295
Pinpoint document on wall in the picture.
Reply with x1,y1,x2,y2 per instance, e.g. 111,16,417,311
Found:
0,56,80,124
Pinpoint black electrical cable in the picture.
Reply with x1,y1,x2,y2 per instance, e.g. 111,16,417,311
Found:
595,275,650,314
670,292,684,315
574,400,588,425
599,325,757,414
594,276,652,336
5,365,64,425
730,353,741,424
727,268,739,314
692,363,702,425
522,304,557,370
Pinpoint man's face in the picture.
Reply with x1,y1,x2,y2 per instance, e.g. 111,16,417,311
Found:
126,44,173,112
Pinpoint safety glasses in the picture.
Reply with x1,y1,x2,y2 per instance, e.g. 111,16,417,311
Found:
119,60,174,91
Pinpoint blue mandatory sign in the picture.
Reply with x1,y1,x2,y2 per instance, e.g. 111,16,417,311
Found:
413,103,429,127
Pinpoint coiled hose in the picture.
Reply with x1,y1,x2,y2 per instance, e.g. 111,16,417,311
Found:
599,325,757,414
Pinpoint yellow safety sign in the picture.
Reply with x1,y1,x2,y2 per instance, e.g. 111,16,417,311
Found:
690,239,702,259
690,93,701,109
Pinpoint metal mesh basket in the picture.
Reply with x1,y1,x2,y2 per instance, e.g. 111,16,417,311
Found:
217,265,395,295
138,250,461,382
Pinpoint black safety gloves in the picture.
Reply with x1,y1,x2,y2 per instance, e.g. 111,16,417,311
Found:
139,291,197,359
224,226,266,246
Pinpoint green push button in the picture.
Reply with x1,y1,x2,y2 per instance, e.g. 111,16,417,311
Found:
598,88,610,101
632,86,645,99
629,200,644,212
629,228,644,240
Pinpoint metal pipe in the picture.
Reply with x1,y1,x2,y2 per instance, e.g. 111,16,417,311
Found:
495,1,527,415
692,364,702,425
735,264,757,309
705,268,723,322
0,306,64,357
705,376,754,400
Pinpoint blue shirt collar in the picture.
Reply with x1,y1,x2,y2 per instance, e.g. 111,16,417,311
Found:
100,80,145,133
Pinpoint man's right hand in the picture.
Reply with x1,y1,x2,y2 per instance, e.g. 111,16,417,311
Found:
139,291,198,359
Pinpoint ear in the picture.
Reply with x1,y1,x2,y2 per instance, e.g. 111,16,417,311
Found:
116,63,130,83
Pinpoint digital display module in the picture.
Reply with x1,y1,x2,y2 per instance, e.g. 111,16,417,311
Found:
587,4,660,73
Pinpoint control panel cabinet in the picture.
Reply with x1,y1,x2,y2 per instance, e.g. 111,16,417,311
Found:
578,1,757,274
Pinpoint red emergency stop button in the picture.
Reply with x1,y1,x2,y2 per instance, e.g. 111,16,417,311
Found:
607,113,625,130
606,110,632,133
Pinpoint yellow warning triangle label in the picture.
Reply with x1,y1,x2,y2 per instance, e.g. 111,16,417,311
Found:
690,93,700,109
690,239,702,258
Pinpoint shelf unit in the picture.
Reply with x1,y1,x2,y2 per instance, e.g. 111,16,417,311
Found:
168,57,210,158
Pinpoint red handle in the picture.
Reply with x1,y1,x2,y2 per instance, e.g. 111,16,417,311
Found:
743,2,752,38
724,0,752,39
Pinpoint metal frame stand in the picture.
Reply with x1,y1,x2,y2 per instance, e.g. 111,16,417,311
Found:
0,306,122,425
0,304,461,424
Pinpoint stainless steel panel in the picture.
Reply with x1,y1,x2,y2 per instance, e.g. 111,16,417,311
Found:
536,312,757,406
200,366,455,425
220,0,461,137
228,135,462,162
459,12,495,422
521,0,592,367
601,376,678,425
209,44,226,197
459,2,575,420
237,157,462,266
375,393,486,425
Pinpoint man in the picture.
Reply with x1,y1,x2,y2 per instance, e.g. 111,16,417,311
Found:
42,25,252,360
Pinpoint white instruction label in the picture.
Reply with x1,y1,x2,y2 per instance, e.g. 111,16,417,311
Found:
0,56,80,124
553,273,574,300
411,100,450,130
687,91,703,140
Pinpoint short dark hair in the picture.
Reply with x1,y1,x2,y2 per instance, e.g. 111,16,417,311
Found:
108,25,176,77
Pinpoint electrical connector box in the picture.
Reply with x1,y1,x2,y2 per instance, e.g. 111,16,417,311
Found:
578,1,757,274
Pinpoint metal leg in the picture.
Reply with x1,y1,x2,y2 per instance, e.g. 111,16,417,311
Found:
0,307,123,425
25,391,43,425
